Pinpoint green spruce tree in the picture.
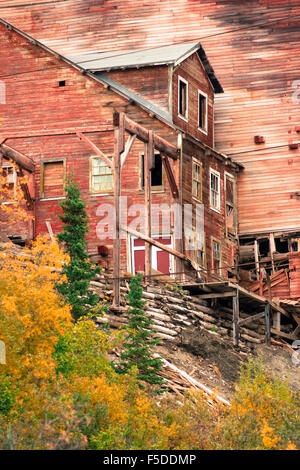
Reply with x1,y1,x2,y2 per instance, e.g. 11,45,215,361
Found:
115,274,165,391
57,176,100,320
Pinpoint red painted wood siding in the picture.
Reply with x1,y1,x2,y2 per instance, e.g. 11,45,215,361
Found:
173,53,214,147
2,0,299,236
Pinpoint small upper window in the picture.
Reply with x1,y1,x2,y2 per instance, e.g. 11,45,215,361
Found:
178,77,188,121
210,168,220,212
41,160,65,199
192,159,202,201
90,156,113,193
198,90,208,133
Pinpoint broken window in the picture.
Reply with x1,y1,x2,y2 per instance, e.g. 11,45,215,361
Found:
192,159,202,201
141,153,163,189
185,226,205,267
212,238,221,277
225,172,237,236
210,168,220,211
198,90,207,133
178,77,188,120
41,160,65,199
90,156,113,193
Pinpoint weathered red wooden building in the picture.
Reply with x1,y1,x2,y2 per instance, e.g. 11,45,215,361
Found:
0,18,241,287
1,0,299,302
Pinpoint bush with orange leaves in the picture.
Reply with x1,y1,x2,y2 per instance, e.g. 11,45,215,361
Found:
212,358,299,450
0,237,298,450
0,160,31,231
0,237,178,450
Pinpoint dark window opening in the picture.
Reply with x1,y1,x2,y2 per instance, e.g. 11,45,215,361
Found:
259,239,270,257
59,80,66,87
141,154,163,188
275,238,289,254
178,79,188,119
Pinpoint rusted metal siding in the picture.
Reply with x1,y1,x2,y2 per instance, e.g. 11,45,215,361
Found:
2,0,299,236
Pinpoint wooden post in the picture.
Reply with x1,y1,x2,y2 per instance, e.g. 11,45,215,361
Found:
269,233,276,275
265,303,271,343
273,310,281,331
232,289,240,346
112,113,124,306
144,132,153,284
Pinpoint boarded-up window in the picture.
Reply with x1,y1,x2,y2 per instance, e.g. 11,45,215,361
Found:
41,160,64,199
192,159,202,201
210,168,220,211
90,156,113,193
198,90,207,132
178,77,188,120
225,173,237,236
212,238,221,277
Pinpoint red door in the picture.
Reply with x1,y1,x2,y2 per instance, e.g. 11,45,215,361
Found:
132,237,172,274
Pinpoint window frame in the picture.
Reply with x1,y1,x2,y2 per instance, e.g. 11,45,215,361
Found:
1,162,17,205
40,158,66,200
198,89,208,135
224,171,237,237
209,168,221,213
211,237,222,278
192,158,203,202
89,155,113,195
178,76,188,122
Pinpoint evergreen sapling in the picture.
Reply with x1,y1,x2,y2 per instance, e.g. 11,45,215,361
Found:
57,176,100,320
115,274,165,391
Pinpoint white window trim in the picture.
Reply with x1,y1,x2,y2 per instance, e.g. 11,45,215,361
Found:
198,89,208,135
178,76,188,122
89,155,113,194
210,168,221,213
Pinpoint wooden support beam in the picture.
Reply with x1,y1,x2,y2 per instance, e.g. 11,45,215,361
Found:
232,289,240,346
1,144,34,173
161,155,179,198
17,167,35,210
238,311,265,326
265,303,271,343
76,132,113,169
254,239,260,281
197,291,236,300
273,310,281,331
122,226,187,261
269,233,276,274
114,112,178,160
144,133,153,284
270,328,298,341
120,134,136,169
112,117,124,307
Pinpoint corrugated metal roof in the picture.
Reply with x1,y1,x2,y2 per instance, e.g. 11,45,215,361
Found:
68,42,200,70
67,42,223,93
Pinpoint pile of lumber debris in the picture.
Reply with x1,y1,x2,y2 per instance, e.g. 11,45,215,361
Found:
154,354,230,407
